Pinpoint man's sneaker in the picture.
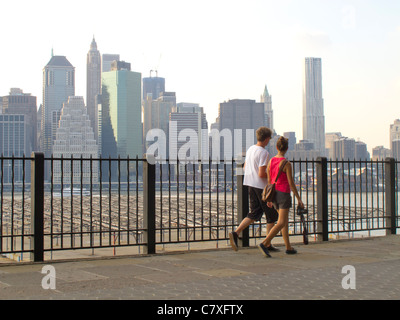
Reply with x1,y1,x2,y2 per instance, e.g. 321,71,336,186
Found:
258,243,271,257
229,232,239,251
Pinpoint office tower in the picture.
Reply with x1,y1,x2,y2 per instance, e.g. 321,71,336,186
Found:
86,37,101,142
355,141,369,160
143,72,165,101
213,99,265,160
283,132,296,151
289,139,320,160
0,114,29,182
37,104,42,148
101,61,142,158
372,146,390,160
390,119,400,157
303,57,325,156
102,54,120,72
95,94,102,155
261,85,273,132
169,103,208,160
333,137,355,160
390,119,400,142
391,140,400,160
52,96,99,184
2,88,37,152
41,54,75,156
143,91,176,155
325,132,342,159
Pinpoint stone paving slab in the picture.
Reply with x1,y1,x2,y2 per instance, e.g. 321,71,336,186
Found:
0,235,399,301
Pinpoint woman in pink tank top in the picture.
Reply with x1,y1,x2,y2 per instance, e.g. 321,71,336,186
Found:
257,136,304,256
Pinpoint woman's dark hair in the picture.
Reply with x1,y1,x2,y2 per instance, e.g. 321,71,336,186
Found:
276,136,289,152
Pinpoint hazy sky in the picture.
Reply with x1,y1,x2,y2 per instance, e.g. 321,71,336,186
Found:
1,0,399,154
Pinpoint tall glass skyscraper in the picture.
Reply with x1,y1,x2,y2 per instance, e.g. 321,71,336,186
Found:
302,57,325,156
101,61,142,159
41,55,75,156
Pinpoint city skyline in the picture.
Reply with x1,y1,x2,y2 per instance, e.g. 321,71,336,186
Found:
1,0,400,154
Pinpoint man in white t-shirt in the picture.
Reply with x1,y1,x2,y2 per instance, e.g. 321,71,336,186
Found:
229,127,278,255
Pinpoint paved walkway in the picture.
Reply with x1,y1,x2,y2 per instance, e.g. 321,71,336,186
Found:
0,235,399,300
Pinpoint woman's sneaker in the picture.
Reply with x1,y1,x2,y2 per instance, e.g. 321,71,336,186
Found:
258,243,271,257
267,245,280,252
285,248,297,255
229,232,239,251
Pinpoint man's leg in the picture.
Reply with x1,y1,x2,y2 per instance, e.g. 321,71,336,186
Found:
235,217,254,235
230,187,261,251
229,217,254,251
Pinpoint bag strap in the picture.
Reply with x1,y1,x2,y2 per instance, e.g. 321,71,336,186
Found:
274,159,288,183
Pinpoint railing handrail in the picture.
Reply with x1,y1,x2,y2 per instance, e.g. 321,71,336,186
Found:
0,154,398,262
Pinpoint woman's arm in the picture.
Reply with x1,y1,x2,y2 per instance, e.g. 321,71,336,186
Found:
285,161,304,208
266,160,273,208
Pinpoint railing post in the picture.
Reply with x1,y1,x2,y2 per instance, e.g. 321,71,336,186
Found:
236,158,249,247
143,154,156,254
31,152,45,262
385,157,396,235
316,157,328,241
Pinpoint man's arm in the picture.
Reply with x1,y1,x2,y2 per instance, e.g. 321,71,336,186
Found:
258,165,268,178
258,154,269,179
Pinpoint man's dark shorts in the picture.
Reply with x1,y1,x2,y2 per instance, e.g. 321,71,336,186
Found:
247,186,278,223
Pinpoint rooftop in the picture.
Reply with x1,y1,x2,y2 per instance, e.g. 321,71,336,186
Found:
45,55,74,68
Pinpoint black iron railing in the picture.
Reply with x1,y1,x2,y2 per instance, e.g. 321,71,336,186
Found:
0,153,398,262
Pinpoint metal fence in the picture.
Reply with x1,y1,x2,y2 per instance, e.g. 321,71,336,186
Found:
0,153,398,262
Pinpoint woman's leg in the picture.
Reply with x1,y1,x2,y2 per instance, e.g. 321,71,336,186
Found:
262,208,289,247
280,211,293,250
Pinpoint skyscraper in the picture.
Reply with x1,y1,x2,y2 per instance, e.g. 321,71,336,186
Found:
2,88,37,152
303,57,325,156
41,54,75,156
101,61,142,158
170,103,208,161
86,37,101,143
390,119,400,148
102,54,120,72
213,99,265,160
143,91,176,155
0,114,29,182
261,85,273,132
143,73,165,101
52,96,99,184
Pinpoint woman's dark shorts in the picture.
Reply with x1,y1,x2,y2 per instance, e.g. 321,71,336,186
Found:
247,187,278,223
272,190,292,210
